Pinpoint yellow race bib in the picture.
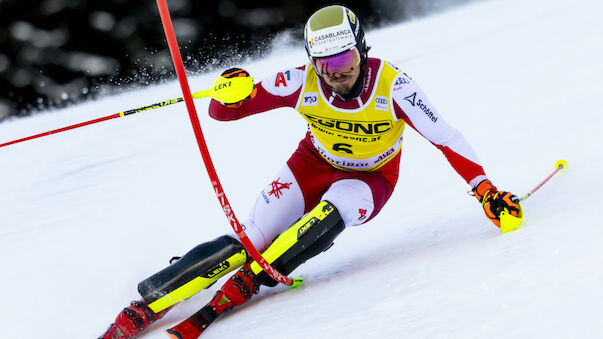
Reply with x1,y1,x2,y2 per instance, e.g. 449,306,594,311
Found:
295,61,406,171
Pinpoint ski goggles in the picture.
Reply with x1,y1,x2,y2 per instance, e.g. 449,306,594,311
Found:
312,47,361,78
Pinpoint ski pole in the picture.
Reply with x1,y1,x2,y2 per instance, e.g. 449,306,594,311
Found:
0,98,182,148
156,0,301,288
499,159,568,233
0,75,251,149
520,159,568,201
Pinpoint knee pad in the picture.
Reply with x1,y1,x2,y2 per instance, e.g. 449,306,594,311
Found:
138,235,247,313
322,179,374,226
250,201,345,287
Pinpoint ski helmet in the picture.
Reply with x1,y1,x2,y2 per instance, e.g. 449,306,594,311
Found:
304,5,368,99
304,5,367,60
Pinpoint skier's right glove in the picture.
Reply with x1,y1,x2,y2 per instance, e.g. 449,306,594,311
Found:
472,179,521,229
220,68,257,107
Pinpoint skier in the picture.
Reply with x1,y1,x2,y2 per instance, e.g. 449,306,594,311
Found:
100,5,522,338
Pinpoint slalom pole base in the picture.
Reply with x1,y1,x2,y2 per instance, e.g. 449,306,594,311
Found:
290,277,304,288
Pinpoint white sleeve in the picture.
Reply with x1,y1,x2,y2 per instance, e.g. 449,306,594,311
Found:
391,72,486,186
261,67,305,97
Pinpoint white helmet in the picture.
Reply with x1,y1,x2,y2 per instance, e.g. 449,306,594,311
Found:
304,5,367,59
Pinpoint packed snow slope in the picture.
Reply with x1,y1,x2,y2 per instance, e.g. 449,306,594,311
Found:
1,0,602,338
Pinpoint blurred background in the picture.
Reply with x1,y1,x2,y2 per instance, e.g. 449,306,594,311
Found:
0,0,482,121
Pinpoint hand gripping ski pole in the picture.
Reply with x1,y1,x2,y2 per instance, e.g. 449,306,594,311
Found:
0,76,254,149
156,0,300,288
499,159,569,232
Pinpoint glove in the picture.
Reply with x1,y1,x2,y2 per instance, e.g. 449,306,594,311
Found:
472,179,522,228
220,68,257,107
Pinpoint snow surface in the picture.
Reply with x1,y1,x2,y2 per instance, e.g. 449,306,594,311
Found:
1,0,603,338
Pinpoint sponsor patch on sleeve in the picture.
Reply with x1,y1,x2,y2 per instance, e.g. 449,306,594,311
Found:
275,72,288,87
393,75,410,91
263,68,304,97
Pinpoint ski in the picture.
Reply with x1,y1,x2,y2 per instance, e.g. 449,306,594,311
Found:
166,305,218,339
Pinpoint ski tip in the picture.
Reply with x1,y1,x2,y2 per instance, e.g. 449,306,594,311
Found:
555,159,568,172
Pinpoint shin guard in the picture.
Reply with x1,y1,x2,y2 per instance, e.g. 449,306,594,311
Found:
251,201,345,287
138,235,247,313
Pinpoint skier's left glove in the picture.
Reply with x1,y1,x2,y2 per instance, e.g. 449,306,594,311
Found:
220,68,257,108
472,179,521,228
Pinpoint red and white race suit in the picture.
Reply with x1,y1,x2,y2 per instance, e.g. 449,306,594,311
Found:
209,58,487,250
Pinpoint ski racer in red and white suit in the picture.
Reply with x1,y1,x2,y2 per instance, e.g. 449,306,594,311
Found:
99,6,524,338
210,58,498,252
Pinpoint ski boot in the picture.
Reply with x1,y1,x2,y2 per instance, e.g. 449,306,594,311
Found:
166,263,260,339
99,299,172,339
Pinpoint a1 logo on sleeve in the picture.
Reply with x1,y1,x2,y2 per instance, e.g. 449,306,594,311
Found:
275,70,294,87
302,92,318,106
375,95,389,111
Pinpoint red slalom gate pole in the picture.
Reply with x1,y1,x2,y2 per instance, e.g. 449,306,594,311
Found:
156,0,295,286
